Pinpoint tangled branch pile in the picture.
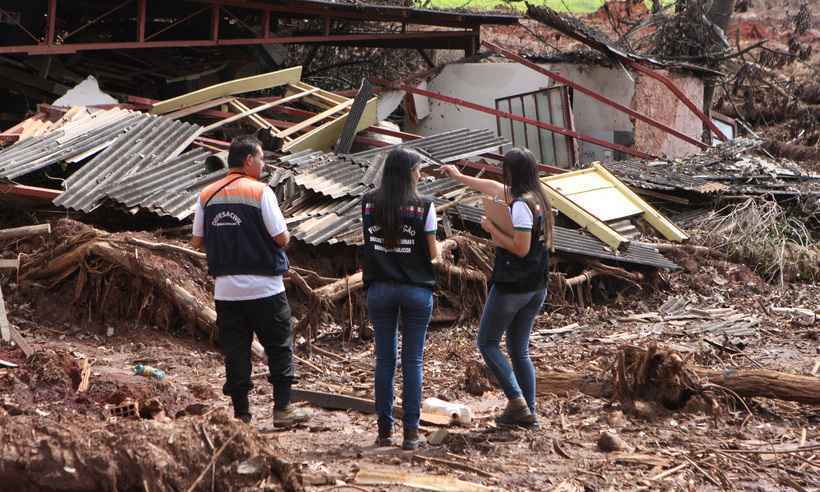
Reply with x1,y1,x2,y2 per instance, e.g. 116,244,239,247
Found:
692,198,819,283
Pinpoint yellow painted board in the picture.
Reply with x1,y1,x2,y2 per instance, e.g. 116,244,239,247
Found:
593,163,689,242
290,81,348,105
541,180,629,251
150,66,302,115
356,465,492,492
543,168,608,195
284,96,378,153
569,187,644,222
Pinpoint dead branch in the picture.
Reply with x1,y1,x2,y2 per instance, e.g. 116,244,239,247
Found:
0,223,51,242
126,237,206,260
536,345,820,406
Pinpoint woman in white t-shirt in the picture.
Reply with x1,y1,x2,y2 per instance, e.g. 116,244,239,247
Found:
442,148,554,428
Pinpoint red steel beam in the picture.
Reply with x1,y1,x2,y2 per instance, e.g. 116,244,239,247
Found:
262,10,270,38
137,0,147,42
0,183,62,201
143,6,210,42
210,4,220,41
46,0,57,45
0,31,475,55
481,41,709,150
625,60,727,143
64,0,134,41
372,79,657,160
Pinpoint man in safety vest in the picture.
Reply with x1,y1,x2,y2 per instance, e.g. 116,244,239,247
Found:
192,135,310,428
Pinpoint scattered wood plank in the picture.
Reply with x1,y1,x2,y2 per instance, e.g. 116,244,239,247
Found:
412,454,498,479
0,223,51,241
0,284,9,343
0,358,18,368
536,323,580,335
288,388,452,426
77,358,91,393
355,465,492,492
0,258,19,271
8,325,34,358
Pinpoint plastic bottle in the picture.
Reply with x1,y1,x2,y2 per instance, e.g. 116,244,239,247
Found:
422,397,473,426
133,364,166,381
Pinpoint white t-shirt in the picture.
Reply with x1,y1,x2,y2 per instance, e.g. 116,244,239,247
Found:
424,203,437,233
193,186,286,301
511,201,534,230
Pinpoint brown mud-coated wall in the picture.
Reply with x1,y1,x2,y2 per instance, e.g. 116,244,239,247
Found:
632,70,705,159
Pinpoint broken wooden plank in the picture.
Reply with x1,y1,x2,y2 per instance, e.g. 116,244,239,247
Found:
535,323,580,335
0,223,51,241
356,465,492,492
150,66,302,115
284,95,378,153
277,99,354,139
290,388,452,426
200,88,318,133
0,285,10,343
0,258,19,271
8,325,34,358
77,358,91,393
0,358,17,368
164,96,235,120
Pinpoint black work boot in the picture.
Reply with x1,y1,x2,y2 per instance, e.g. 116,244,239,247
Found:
231,394,251,424
402,427,424,451
495,396,536,428
376,419,393,447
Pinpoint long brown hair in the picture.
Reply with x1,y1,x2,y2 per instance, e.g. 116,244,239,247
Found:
502,148,554,251
371,148,422,249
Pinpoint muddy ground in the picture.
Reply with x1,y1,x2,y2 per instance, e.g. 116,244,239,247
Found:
1,239,818,491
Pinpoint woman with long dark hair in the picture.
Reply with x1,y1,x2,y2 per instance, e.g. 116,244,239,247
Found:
442,148,553,428
362,148,440,449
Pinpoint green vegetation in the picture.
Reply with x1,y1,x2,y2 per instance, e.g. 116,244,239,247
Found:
421,0,607,14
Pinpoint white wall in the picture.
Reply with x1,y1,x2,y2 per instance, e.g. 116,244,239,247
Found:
405,63,637,166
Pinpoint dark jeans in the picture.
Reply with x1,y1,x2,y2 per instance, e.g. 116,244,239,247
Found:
477,286,547,414
216,292,294,411
367,282,433,430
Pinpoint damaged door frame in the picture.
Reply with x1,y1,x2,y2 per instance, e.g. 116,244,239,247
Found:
494,85,579,168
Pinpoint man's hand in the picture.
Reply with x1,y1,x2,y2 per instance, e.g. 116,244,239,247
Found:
191,235,204,250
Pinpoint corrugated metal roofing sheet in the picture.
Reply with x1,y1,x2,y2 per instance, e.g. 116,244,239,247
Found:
0,109,143,180
54,115,203,212
351,128,507,162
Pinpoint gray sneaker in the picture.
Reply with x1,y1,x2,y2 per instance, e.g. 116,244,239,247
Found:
273,405,312,428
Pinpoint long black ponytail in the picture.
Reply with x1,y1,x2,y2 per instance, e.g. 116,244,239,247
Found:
502,148,554,251
371,148,422,249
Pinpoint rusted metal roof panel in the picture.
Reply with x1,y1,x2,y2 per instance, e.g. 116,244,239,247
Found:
0,109,143,180
54,116,203,212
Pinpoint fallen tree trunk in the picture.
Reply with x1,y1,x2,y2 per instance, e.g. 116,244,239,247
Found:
763,140,820,163
0,223,51,241
536,346,820,406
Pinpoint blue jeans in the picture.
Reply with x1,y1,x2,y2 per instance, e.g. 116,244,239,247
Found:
367,282,433,430
477,286,547,414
